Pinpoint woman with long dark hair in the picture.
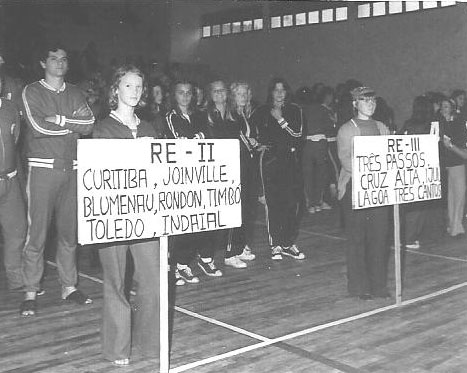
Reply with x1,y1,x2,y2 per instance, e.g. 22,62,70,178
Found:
137,78,167,138
251,77,306,261
165,80,222,284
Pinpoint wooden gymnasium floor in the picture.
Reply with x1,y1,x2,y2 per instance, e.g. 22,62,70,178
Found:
1,203,467,372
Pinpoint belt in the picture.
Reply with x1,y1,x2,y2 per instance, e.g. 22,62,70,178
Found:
0,169,17,180
327,137,337,142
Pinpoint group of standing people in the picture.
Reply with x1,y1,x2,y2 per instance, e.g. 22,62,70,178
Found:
1,43,309,366
2,41,467,367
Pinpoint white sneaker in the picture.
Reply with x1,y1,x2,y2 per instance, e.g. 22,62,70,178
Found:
174,269,186,286
237,246,256,261
271,246,283,260
405,240,420,250
282,244,306,260
320,202,332,210
224,256,247,268
177,265,200,284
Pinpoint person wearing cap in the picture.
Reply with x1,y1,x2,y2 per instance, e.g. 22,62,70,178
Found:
337,86,390,300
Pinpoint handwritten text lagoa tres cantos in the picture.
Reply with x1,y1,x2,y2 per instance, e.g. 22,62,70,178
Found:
352,135,441,210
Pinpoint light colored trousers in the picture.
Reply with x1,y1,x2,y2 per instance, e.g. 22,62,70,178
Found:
99,239,160,361
447,165,465,236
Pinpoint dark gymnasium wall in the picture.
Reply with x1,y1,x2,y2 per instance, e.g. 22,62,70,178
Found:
170,1,467,125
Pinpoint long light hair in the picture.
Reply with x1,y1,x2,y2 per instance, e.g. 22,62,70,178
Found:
229,81,253,120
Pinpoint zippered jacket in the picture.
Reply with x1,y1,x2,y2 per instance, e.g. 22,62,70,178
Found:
22,79,94,169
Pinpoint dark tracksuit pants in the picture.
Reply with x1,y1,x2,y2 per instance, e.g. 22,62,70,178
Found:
22,167,78,292
403,201,430,244
261,148,304,247
99,239,160,361
170,231,213,266
0,174,27,289
302,139,328,207
342,183,390,297
227,151,258,258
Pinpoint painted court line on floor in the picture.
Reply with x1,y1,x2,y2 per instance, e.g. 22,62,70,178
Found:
170,282,467,372
274,341,363,373
46,261,270,342
405,249,467,263
46,261,467,372
174,306,271,342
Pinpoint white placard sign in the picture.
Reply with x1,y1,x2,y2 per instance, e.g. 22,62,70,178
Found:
352,134,441,209
77,139,242,244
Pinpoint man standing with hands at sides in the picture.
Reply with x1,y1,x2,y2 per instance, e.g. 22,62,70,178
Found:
20,43,95,316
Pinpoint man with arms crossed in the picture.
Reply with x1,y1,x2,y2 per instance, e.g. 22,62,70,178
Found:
20,43,95,316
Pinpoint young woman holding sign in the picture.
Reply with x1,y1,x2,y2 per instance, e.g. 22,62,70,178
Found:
337,86,391,300
93,65,160,366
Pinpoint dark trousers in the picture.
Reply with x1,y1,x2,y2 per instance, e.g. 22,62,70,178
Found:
342,184,390,296
228,153,258,257
170,231,212,265
302,140,328,207
99,239,160,361
0,176,27,289
22,167,78,292
403,201,430,244
261,149,304,247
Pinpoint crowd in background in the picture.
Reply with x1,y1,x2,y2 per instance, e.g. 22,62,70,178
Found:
2,42,467,366
1,48,467,288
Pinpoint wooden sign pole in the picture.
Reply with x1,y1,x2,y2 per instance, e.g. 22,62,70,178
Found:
393,204,402,305
160,236,169,373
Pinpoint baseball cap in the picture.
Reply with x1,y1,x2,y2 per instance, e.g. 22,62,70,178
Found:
351,86,376,100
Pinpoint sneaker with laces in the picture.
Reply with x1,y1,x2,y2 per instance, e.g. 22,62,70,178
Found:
224,256,247,268
308,206,316,214
237,246,255,261
271,246,283,260
282,244,306,260
314,205,322,213
177,265,200,283
197,258,223,277
320,202,332,210
174,269,186,286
